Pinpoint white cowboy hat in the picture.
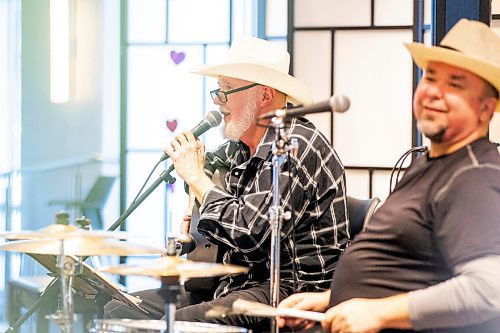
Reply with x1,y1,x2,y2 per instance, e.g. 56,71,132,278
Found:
191,37,313,106
405,19,500,111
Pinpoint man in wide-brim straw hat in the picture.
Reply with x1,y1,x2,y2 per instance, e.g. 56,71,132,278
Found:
106,37,349,332
279,19,500,333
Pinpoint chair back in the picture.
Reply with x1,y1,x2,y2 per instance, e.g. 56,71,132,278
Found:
347,196,380,239
82,176,116,229
85,176,116,206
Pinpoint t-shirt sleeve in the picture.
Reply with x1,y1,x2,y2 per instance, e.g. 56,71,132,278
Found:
432,166,500,267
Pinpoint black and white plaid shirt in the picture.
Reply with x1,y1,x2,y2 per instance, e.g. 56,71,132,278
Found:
198,117,348,298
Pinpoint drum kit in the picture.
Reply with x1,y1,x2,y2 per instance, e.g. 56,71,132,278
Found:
0,221,248,333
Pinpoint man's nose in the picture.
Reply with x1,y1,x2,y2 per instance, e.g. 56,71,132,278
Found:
426,83,444,99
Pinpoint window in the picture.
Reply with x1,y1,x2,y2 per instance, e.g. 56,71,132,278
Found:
124,0,287,291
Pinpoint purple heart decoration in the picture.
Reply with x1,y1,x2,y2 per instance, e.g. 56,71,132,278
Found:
166,119,177,132
170,50,186,65
167,183,175,193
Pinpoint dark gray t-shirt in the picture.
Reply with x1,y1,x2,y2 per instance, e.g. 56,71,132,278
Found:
330,138,500,333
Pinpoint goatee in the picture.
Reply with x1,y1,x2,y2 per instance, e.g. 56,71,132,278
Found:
417,120,447,143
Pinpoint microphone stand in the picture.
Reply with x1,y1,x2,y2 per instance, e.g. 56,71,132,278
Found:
268,116,297,333
107,168,176,232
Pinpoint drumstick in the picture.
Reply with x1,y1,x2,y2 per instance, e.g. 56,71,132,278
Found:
232,299,326,322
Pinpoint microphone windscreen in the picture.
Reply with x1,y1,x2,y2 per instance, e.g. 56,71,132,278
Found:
330,95,350,113
205,110,223,127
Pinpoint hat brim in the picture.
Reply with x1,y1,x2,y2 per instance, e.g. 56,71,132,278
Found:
405,42,500,111
191,63,313,106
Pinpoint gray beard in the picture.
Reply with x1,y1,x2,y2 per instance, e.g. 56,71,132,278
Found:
221,92,257,141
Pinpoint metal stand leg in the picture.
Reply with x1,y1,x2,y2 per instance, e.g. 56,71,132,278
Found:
158,276,181,333
268,116,298,333
4,278,59,333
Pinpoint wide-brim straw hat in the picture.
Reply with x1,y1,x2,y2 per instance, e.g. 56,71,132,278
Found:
405,19,500,111
191,37,313,106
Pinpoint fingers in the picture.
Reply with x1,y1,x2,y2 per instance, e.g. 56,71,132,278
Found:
168,131,203,155
278,293,305,308
175,131,196,145
278,293,314,330
180,214,192,234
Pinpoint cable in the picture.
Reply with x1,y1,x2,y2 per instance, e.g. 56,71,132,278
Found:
389,146,428,193
131,158,165,204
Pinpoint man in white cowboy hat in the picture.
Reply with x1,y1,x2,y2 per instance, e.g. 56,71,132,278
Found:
105,37,348,331
278,18,500,333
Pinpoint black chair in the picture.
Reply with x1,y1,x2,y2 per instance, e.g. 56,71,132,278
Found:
49,176,116,229
347,196,381,239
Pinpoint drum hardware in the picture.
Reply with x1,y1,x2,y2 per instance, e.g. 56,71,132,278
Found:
1,218,160,333
99,236,248,333
2,164,176,333
88,319,249,332
267,114,298,333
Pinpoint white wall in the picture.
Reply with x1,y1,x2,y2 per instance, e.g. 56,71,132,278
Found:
20,0,120,233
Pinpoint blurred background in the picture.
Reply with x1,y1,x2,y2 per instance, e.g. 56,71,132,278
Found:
1,0,499,330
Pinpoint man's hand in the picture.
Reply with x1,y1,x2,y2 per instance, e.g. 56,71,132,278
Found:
164,131,214,202
277,290,331,330
321,294,411,333
164,131,206,185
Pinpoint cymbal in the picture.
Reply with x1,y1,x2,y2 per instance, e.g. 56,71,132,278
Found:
100,256,248,279
0,238,162,256
1,224,129,241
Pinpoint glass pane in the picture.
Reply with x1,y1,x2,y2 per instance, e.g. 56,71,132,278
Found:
424,0,432,26
372,170,392,203
293,31,332,103
128,0,166,43
345,169,370,198
424,30,431,46
232,0,256,39
127,45,205,150
124,257,161,292
493,0,500,15
333,29,414,167
126,152,167,247
266,0,287,36
202,44,229,152
0,0,8,174
168,0,230,43
294,0,371,27
374,0,413,26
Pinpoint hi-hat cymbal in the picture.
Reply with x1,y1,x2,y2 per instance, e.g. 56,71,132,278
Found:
100,256,248,279
0,238,162,256
1,224,130,241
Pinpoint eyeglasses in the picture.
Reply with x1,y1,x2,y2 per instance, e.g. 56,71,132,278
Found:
210,83,261,103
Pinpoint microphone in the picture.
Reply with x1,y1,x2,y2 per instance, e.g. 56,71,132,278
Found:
160,110,223,162
259,94,350,120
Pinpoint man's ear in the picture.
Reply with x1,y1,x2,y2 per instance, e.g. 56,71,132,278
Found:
480,97,497,122
259,86,275,107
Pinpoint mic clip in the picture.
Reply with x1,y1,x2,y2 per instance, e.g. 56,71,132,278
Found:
160,166,177,185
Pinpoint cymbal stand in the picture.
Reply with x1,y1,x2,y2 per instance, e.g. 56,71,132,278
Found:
268,115,297,333
46,239,77,333
158,275,180,333
158,237,181,333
